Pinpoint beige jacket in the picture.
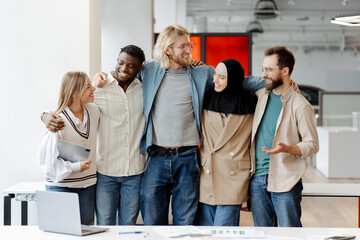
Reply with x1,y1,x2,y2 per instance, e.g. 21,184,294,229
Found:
199,110,253,205
250,86,319,192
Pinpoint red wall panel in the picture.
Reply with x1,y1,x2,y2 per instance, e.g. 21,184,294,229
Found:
205,36,250,76
189,36,201,61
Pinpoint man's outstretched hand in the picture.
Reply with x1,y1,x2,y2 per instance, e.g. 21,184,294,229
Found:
262,142,302,156
262,142,288,155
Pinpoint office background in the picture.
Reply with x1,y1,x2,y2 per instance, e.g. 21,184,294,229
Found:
1,0,360,225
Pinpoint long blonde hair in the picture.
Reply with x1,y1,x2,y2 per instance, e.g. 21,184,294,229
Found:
153,24,190,69
55,72,88,114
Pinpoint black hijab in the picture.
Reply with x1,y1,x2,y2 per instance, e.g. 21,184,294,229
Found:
203,58,257,115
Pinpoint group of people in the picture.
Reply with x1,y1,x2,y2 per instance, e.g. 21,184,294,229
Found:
38,24,319,227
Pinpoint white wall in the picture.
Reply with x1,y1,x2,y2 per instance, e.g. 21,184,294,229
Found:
0,0,154,226
90,0,102,78
154,0,187,33
0,0,99,225
252,49,360,91
101,0,153,72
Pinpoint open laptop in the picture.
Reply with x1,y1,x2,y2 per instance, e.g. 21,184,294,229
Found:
36,190,108,236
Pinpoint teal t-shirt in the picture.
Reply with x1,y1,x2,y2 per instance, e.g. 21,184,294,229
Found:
254,91,283,176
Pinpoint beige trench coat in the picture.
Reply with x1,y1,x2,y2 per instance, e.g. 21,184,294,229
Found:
199,110,253,205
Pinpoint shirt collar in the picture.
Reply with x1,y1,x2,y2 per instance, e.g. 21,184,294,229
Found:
108,71,142,88
265,83,295,102
64,106,88,127
280,84,295,102
108,71,118,85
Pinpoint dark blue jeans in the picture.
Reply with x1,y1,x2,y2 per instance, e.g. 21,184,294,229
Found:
46,184,96,225
140,147,200,225
95,172,143,225
249,175,303,227
198,203,242,226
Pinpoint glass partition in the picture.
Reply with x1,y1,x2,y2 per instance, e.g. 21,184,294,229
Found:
319,92,360,127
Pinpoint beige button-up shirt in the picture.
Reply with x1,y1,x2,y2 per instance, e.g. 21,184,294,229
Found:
94,72,146,177
250,86,319,192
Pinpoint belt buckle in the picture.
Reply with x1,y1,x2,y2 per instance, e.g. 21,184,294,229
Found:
166,148,176,156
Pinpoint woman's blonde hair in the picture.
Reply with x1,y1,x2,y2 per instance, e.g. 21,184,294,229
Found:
55,71,89,114
153,24,190,69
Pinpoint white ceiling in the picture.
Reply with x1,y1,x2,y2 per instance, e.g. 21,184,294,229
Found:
186,0,360,53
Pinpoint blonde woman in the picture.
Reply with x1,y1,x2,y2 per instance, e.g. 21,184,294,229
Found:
38,72,100,225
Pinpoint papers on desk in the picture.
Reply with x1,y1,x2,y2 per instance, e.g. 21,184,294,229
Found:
208,228,266,238
153,226,210,238
153,226,266,239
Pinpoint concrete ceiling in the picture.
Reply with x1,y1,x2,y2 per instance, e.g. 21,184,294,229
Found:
186,0,360,53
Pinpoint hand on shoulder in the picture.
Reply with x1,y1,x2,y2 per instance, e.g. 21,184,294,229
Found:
92,72,107,88
41,112,65,132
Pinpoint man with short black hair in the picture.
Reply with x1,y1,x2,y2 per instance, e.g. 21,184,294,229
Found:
249,46,319,227
93,45,146,226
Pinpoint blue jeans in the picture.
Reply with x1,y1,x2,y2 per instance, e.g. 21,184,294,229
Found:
249,175,303,227
198,203,242,226
46,184,96,225
96,172,143,225
140,147,200,225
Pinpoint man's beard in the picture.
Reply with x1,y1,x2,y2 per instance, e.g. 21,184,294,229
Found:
265,76,283,91
170,53,192,67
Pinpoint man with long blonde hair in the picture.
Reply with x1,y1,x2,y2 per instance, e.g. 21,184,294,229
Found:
139,24,208,225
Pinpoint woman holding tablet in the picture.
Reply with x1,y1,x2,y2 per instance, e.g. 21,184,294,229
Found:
38,72,100,225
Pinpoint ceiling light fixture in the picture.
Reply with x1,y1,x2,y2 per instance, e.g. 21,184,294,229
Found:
254,0,280,19
331,13,360,26
247,20,264,33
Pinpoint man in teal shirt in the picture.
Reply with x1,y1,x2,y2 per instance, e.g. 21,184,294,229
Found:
250,46,319,227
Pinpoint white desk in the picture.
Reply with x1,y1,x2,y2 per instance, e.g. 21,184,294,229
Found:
303,183,360,197
4,182,360,228
302,182,360,228
3,182,44,225
0,226,359,240
316,126,360,178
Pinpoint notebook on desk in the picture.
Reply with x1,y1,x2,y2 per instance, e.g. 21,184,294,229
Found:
35,190,108,236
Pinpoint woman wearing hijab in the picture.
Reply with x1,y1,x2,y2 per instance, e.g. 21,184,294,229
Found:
198,59,257,226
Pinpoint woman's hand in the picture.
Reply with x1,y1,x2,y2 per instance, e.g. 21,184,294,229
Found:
80,159,92,171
